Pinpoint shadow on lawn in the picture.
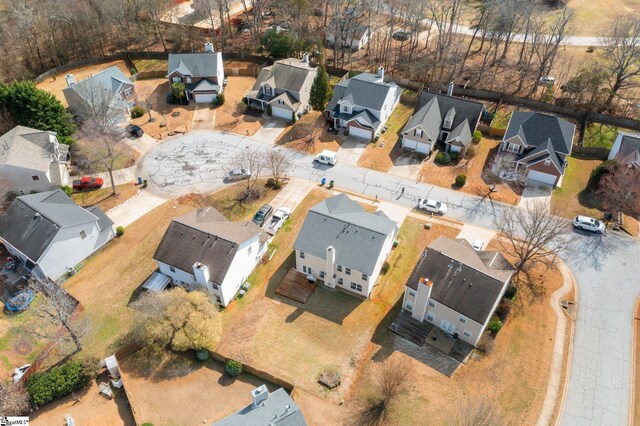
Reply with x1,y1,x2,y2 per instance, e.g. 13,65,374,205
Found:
265,253,363,325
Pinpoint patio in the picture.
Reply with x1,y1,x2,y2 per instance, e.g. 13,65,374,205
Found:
275,268,316,303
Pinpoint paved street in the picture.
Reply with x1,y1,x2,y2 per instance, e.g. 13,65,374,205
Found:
137,130,640,425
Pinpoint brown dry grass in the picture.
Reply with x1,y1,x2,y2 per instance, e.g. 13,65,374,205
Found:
276,112,343,154
216,76,265,136
419,138,522,205
36,60,131,107
357,101,415,172
71,184,140,212
634,299,640,426
551,156,602,219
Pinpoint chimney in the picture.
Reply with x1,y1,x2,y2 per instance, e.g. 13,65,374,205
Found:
377,66,384,80
420,277,433,301
193,262,210,286
324,246,336,288
204,42,214,53
252,385,269,406
447,82,454,96
302,52,309,63
65,74,76,87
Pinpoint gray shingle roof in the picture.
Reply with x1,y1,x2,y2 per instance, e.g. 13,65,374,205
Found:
167,52,222,78
618,134,640,166
402,97,443,141
214,387,306,426
249,59,316,95
504,112,574,155
86,206,114,231
0,126,60,172
0,190,103,262
406,237,515,324
153,208,263,284
327,72,399,112
445,119,473,147
517,138,563,171
63,66,132,101
293,194,398,275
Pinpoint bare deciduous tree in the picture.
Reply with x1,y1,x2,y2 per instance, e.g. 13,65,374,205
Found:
0,383,30,416
595,165,640,217
356,358,410,425
0,108,17,134
80,120,129,196
603,17,640,109
266,150,293,183
231,147,265,202
455,398,500,426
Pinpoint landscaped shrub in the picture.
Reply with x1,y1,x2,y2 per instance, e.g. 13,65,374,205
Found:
116,226,125,237
477,332,495,355
28,361,89,406
60,185,72,196
435,152,451,165
465,146,476,159
272,181,282,190
449,152,460,162
472,130,482,143
267,104,273,116
216,94,225,106
495,299,512,321
381,261,391,275
487,317,503,334
266,178,276,187
225,359,242,377
291,114,297,125
129,67,138,75
196,349,210,361
504,286,517,300
455,174,467,187
131,106,145,118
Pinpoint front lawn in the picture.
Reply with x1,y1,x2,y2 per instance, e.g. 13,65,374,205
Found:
196,179,283,222
71,184,140,211
551,156,602,219
276,111,342,154
357,101,415,172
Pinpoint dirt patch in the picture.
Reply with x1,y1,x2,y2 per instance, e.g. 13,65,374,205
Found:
130,79,195,139
276,112,342,154
216,76,265,136
419,138,522,205
36,60,131,107
71,184,140,212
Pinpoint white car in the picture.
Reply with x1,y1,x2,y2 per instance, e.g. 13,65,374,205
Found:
264,207,292,235
472,240,485,251
540,76,556,84
225,169,251,182
573,215,605,234
417,198,448,215
314,150,338,165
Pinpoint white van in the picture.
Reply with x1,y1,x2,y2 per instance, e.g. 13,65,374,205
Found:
314,150,338,165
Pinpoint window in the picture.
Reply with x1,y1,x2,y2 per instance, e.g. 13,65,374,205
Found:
341,105,350,113
302,265,308,273
264,86,272,96
458,315,467,324
507,143,520,153
362,273,368,281
212,283,219,290
79,230,87,239
414,128,423,137
215,296,222,304
186,77,192,84
299,252,305,259
337,265,343,272
426,311,435,322
248,246,253,256
124,87,133,97
463,330,472,338
172,76,181,83
278,99,284,105
345,268,351,275
428,300,436,308
31,175,40,181
544,158,551,166
405,300,413,311
170,266,176,273
408,289,416,297
338,277,343,285
350,283,362,292
319,271,325,278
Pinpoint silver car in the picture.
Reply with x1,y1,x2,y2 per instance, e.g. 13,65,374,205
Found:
573,215,605,234
417,198,448,215
225,169,251,182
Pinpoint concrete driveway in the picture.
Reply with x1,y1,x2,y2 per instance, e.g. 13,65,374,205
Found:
337,137,368,167
192,104,217,131
519,181,553,211
456,224,497,248
388,151,425,181
253,119,288,143
106,190,167,228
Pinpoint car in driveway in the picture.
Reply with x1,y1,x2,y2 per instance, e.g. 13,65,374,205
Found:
573,215,605,234
126,124,144,137
252,204,273,227
72,176,104,191
265,207,291,235
225,169,251,182
417,198,448,215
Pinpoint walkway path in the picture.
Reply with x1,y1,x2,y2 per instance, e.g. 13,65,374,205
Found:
269,177,316,212
106,190,168,228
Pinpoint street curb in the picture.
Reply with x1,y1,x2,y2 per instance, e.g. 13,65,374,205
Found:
629,297,640,426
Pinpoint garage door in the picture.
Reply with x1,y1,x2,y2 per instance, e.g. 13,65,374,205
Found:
416,142,431,154
527,169,557,185
349,125,373,140
272,106,293,120
402,137,418,150
193,92,216,103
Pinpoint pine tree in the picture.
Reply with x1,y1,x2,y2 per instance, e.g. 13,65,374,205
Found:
309,64,332,112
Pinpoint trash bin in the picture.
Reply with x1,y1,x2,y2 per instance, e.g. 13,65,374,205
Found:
329,180,334,188
321,177,327,186
142,179,148,188
137,177,143,185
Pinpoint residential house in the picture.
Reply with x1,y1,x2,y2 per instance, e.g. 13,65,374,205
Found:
499,112,575,187
0,126,70,193
62,66,136,119
167,42,225,103
609,131,640,170
325,17,371,50
326,67,401,140
0,189,114,281
400,237,515,346
293,194,398,298
245,55,317,120
401,89,483,156
153,207,268,307
214,385,306,426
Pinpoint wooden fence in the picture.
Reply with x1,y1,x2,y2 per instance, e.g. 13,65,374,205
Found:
571,145,611,160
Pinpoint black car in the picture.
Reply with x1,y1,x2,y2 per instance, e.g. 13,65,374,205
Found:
126,124,144,137
252,204,273,227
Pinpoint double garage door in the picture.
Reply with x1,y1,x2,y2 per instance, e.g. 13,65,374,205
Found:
193,92,217,103
349,125,373,140
402,138,431,154
272,106,293,120
527,169,557,186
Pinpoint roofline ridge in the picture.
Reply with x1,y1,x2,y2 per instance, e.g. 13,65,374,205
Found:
172,218,254,244
310,210,392,237
433,247,514,282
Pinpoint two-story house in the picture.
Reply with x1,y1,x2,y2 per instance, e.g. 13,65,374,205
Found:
325,67,401,140
401,89,483,156
153,207,268,307
167,42,225,103
399,237,515,346
62,66,136,120
0,189,114,281
244,55,317,121
0,126,70,193
293,194,398,298
608,131,640,170
499,112,575,187
325,17,371,51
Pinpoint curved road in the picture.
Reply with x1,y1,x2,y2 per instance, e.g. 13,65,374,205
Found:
140,131,640,425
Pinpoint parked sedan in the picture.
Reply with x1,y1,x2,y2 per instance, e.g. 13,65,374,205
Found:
417,198,448,215
126,124,144,137
573,215,605,234
225,169,251,182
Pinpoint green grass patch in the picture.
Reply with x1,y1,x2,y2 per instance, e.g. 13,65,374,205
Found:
133,59,168,73
582,124,617,149
0,355,12,370
551,156,602,219
491,109,512,129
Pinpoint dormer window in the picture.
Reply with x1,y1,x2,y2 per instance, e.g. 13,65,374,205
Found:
186,77,192,84
544,158,551,166
263,86,272,96
443,108,456,130
341,104,351,114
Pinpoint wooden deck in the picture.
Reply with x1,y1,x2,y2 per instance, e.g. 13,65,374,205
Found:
275,269,316,303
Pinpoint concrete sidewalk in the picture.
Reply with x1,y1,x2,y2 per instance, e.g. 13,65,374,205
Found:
106,190,168,228
269,177,316,212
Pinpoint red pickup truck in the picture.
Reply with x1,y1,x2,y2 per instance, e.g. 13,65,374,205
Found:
73,177,104,191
